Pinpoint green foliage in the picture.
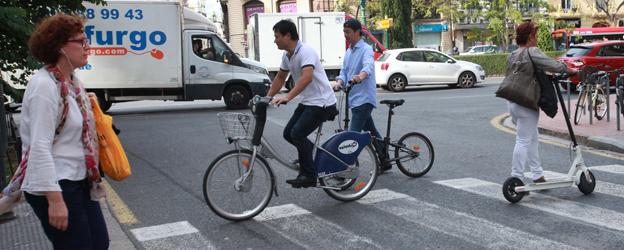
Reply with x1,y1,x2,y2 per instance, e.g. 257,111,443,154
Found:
381,0,412,48
455,51,564,76
335,0,358,15
0,0,106,100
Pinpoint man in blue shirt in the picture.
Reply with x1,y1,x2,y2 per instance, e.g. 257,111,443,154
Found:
332,19,390,173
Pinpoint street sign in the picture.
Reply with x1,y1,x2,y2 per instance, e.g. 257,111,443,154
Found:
376,18,393,30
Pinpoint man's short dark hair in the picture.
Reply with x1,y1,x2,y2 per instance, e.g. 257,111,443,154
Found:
273,19,299,41
343,19,362,35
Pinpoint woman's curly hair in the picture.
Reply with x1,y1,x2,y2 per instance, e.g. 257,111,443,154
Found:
515,21,538,46
28,14,85,65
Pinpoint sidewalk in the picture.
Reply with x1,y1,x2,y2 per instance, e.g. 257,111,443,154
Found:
0,197,136,250
504,93,624,153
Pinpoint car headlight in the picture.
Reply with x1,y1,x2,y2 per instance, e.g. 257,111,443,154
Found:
247,64,269,75
476,65,484,71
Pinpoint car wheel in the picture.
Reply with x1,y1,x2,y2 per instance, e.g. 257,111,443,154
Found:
223,84,251,110
388,74,407,92
458,72,476,88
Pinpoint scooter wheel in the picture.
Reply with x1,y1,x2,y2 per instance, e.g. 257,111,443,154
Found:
502,177,525,203
577,171,596,195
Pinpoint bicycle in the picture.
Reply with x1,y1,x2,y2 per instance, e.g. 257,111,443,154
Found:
336,81,434,177
3,100,21,175
574,65,609,125
202,96,378,221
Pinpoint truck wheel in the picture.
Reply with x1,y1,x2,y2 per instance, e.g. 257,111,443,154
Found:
285,76,294,92
224,84,251,110
94,91,112,112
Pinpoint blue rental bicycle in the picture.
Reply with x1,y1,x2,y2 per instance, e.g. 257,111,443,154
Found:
203,96,378,221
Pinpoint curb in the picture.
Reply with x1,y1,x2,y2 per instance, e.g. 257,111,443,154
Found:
501,114,624,154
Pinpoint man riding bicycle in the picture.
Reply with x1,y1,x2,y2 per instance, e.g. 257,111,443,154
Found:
331,19,390,173
267,19,338,188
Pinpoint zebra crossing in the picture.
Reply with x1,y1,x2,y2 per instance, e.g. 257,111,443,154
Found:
129,165,624,249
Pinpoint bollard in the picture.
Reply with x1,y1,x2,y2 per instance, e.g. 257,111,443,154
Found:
606,77,610,122
618,97,621,131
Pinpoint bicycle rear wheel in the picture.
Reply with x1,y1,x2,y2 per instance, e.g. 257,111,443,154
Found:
593,87,607,120
395,132,434,177
574,90,587,125
202,149,274,221
320,145,378,201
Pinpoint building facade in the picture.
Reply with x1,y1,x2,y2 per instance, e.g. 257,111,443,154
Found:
219,0,336,55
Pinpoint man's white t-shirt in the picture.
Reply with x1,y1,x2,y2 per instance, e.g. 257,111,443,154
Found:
280,41,336,107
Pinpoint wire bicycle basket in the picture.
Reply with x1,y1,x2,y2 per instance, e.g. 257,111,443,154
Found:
217,112,255,144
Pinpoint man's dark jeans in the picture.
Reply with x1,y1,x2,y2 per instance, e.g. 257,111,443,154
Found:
350,103,386,157
283,104,335,178
25,179,109,250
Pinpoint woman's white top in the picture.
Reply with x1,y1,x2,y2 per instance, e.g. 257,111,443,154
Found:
20,68,87,194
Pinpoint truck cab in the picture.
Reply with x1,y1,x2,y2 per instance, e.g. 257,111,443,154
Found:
184,30,269,109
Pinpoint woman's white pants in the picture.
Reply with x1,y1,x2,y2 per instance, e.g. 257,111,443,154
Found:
508,101,544,180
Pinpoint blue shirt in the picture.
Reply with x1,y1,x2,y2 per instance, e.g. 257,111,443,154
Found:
336,39,377,108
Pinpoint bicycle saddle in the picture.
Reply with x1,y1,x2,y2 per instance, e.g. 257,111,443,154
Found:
380,99,405,107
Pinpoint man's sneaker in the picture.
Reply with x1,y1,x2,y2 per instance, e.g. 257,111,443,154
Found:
0,211,16,224
286,174,316,188
378,163,392,175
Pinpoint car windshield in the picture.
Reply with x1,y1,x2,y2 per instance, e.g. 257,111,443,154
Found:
565,46,591,57
377,52,392,62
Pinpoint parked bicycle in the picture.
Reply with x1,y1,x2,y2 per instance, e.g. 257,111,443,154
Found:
3,97,21,175
574,65,610,125
202,96,378,221
335,81,434,177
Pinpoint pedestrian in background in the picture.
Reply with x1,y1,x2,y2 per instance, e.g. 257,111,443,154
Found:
17,13,109,249
505,21,576,183
332,19,390,173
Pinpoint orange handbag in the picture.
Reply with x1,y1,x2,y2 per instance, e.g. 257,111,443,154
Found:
89,96,131,181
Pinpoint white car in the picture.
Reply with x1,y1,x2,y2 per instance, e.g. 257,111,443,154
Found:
375,48,486,92
460,45,498,55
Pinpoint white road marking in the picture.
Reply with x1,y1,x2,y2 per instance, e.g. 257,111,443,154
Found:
364,189,577,249
523,170,624,199
130,221,199,242
253,204,311,222
591,165,624,175
357,188,410,204
253,204,381,249
435,178,624,232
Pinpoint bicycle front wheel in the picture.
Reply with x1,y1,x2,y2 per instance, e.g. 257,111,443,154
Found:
574,90,587,125
593,87,607,120
320,144,378,201
395,132,434,178
203,149,275,221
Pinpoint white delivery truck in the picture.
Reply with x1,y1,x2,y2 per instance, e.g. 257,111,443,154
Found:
78,1,270,110
247,12,346,89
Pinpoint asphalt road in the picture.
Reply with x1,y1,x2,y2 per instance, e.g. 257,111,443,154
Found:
106,79,624,249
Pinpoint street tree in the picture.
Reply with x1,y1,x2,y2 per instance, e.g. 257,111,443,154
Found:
335,0,359,16
381,0,412,48
0,0,105,99
582,0,624,26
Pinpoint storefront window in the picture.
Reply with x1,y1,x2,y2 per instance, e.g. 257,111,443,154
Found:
310,0,335,12
279,0,297,13
244,1,264,26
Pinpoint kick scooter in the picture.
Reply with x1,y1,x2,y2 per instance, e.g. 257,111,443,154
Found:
502,73,596,203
